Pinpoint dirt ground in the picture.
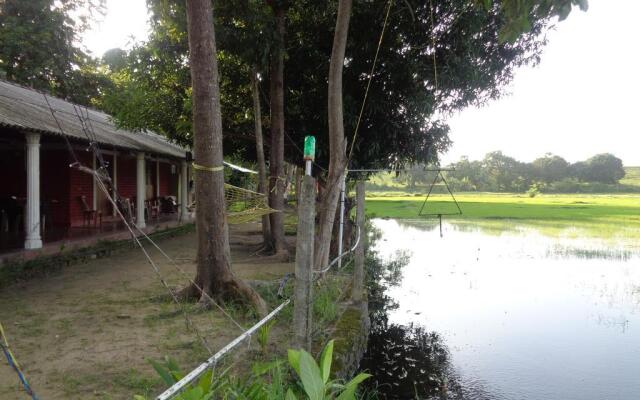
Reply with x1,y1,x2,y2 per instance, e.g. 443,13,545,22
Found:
0,223,295,399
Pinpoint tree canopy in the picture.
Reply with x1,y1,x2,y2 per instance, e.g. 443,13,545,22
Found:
98,0,564,172
0,0,108,105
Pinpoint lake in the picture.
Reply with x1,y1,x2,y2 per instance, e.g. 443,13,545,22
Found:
360,218,640,400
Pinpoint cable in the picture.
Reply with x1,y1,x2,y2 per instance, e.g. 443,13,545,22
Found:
44,97,218,354
74,100,249,333
0,322,38,400
347,0,394,164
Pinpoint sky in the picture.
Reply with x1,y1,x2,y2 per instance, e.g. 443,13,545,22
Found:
81,0,640,166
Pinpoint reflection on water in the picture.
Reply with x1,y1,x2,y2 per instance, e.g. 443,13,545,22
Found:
361,219,640,400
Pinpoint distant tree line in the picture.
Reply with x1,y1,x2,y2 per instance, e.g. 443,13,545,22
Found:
388,152,629,194
444,152,626,193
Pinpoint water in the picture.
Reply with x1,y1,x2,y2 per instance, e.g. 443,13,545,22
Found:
360,219,640,400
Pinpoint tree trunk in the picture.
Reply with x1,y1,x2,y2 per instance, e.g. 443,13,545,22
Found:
284,162,295,202
251,66,271,248
184,0,267,315
295,166,303,207
268,5,289,258
314,0,352,270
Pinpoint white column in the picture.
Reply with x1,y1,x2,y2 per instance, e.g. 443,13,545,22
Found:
24,133,42,249
136,152,146,228
180,160,189,221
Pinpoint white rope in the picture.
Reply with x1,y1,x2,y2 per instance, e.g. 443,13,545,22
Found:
155,299,290,400
314,224,362,275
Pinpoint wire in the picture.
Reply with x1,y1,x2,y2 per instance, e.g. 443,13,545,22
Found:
93,176,215,354
347,0,394,164
44,97,219,354
0,321,39,400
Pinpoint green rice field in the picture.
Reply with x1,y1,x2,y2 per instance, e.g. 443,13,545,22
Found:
365,192,640,238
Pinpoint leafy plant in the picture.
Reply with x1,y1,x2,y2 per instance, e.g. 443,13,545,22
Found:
137,340,370,400
287,340,371,400
257,319,276,355
527,183,541,198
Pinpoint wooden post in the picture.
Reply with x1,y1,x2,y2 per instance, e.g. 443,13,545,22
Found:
293,174,315,350
352,180,365,302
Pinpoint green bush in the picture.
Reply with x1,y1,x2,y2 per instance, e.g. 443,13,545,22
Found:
137,340,370,400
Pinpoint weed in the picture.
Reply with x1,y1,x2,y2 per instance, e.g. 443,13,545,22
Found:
257,319,276,355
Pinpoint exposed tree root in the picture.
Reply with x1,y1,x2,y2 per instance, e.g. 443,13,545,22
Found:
250,249,290,263
176,275,268,318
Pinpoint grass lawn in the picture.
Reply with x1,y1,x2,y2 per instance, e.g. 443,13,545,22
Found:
365,192,640,230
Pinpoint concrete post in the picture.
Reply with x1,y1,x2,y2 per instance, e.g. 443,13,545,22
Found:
136,152,146,228
24,133,42,249
293,175,315,350
180,160,189,221
352,180,365,302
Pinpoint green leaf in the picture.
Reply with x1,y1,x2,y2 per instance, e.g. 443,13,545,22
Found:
181,386,203,400
285,388,298,400
298,350,325,400
149,359,177,386
345,373,371,387
319,340,334,384
197,369,213,394
288,349,301,376
133,396,146,400
336,373,371,400
252,360,284,376
336,385,357,400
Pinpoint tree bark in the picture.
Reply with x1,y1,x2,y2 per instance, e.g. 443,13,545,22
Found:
251,66,272,248
184,0,267,315
268,4,289,258
314,0,352,270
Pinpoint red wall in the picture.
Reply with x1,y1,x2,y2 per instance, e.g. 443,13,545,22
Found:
116,155,137,200
0,137,182,229
68,151,94,226
41,149,71,225
159,162,172,196
0,148,26,198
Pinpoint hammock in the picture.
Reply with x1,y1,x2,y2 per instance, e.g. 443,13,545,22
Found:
224,183,276,224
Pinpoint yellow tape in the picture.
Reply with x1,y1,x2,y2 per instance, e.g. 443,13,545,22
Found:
192,163,224,172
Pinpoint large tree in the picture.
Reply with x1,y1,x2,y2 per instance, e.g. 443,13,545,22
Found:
183,0,267,314
100,1,587,263
266,0,289,258
0,0,108,105
532,153,570,183
314,0,352,269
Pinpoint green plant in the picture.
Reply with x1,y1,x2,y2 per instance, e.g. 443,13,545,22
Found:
257,320,276,355
313,278,342,325
287,340,371,400
526,183,541,198
138,340,370,400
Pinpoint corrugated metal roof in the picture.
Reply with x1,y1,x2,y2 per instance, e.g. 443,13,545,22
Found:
0,79,187,159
